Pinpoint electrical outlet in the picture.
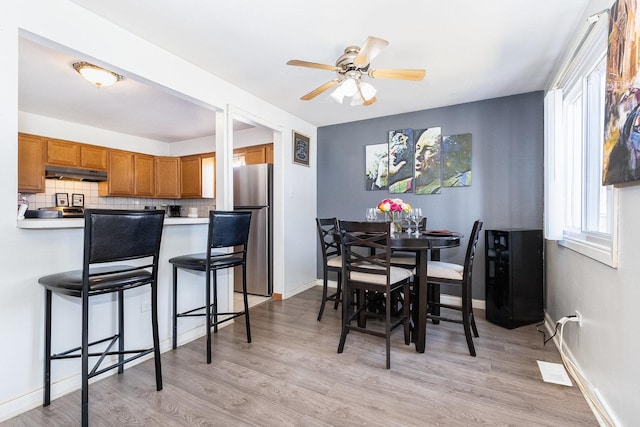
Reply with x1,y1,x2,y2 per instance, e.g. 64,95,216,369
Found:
575,310,582,327
140,302,151,313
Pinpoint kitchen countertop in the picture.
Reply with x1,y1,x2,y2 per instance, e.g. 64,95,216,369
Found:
17,217,209,229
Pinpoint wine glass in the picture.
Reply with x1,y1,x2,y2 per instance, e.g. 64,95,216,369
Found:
411,208,423,235
366,208,378,222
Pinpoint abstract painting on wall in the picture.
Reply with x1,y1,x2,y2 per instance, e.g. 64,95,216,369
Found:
442,133,472,187
414,127,442,194
365,143,389,190
388,128,414,193
603,0,640,185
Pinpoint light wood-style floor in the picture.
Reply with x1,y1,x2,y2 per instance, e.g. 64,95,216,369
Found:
4,286,596,426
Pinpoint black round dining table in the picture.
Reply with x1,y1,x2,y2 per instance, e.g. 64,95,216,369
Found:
390,230,463,353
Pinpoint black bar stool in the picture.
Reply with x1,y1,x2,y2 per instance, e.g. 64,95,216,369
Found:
38,209,165,427
169,210,252,363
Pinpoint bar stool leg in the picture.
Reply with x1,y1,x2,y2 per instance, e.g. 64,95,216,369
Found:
81,292,89,427
118,289,124,374
205,269,212,364
172,266,178,350
242,263,251,343
213,271,218,334
43,289,52,407
151,282,163,390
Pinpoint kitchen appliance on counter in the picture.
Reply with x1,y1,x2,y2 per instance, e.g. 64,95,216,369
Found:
233,163,272,296
25,206,85,218
167,205,182,217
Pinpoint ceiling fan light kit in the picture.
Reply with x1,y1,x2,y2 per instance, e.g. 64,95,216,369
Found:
72,61,123,88
287,36,425,107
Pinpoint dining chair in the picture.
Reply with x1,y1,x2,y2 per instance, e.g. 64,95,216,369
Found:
421,219,483,356
38,209,165,427
169,210,252,364
337,220,413,369
315,217,343,321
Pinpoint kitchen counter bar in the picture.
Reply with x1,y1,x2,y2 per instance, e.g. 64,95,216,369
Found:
17,217,209,229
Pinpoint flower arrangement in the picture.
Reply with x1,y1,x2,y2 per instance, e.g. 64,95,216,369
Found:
376,198,411,213
376,198,411,234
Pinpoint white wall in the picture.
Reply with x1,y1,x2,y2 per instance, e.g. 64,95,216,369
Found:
168,126,274,157
544,1,639,425
0,0,317,421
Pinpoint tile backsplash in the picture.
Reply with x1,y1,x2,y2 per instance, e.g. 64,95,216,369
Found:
22,180,215,217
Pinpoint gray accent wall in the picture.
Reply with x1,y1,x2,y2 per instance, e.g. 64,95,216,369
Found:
317,91,544,300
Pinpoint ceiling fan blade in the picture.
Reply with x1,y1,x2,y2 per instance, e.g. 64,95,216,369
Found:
363,96,377,106
354,36,389,66
369,68,426,81
300,79,340,100
286,60,339,72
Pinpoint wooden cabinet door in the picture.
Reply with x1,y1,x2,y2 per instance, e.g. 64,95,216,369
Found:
266,144,274,164
243,145,267,165
201,155,215,199
46,139,81,166
134,154,155,196
102,150,134,196
80,145,108,170
18,133,45,193
180,155,202,198
155,157,180,198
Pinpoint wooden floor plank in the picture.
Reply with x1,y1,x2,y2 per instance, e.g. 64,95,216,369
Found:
3,286,596,426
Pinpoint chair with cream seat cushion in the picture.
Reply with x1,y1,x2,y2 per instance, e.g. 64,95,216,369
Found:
315,218,343,321
337,220,413,369
417,220,483,356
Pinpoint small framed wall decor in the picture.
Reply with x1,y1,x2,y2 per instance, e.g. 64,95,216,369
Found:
55,192,69,207
72,193,85,208
292,131,310,166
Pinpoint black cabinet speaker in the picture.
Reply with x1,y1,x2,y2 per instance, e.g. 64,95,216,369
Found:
485,229,543,329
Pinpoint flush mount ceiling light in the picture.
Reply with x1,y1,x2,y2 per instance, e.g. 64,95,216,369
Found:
72,61,123,88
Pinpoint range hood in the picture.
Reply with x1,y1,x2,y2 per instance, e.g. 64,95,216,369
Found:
45,165,108,182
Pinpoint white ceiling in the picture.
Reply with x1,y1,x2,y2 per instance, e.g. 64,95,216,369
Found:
19,0,589,142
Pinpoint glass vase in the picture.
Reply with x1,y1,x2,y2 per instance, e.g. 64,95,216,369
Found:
386,211,403,235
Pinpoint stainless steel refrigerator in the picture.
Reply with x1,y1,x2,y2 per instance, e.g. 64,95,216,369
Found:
233,163,272,296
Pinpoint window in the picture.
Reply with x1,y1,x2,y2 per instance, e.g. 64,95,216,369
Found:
545,19,618,267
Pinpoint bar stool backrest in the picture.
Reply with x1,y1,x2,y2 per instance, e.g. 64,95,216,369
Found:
85,209,165,264
208,210,252,250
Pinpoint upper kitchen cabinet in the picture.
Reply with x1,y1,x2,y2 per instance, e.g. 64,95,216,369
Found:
234,144,269,165
18,133,45,193
155,156,180,198
266,144,274,164
45,138,107,170
202,154,215,199
180,153,215,199
99,149,134,196
80,145,108,170
134,154,155,197
46,138,79,166
180,154,202,198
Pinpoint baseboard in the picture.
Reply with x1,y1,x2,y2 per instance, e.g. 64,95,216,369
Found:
543,312,618,426
277,280,322,300
0,321,231,423
323,280,486,310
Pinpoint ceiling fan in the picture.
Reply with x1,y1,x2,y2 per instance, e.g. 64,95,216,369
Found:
286,36,425,106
